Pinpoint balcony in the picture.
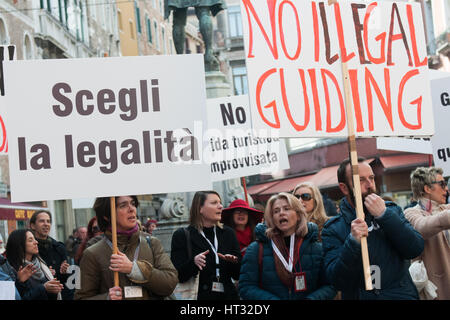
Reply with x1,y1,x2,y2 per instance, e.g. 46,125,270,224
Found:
34,9,93,58
225,36,244,51
436,29,450,57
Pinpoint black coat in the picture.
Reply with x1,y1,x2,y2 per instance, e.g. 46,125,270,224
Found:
171,225,241,300
37,237,74,300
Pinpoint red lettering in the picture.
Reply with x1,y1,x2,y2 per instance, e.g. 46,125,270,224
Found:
242,0,279,59
365,68,394,132
307,69,322,131
398,69,422,130
334,3,356,63
387,3,413,66
321,69,346,133
256,68,280,128
278,0,302,60
312,1,320,62
364,2,386,64
279,69,310,131
407,4,427,67
0,115,7,152
348,69,365,132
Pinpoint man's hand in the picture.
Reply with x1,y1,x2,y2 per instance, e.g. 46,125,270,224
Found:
351,218,368,244
364,194,386,218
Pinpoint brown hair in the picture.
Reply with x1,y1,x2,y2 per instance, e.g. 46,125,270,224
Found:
264,192,308,239
189,191,223,231
93,196,139,232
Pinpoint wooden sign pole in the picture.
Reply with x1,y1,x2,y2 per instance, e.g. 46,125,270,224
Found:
340,45,373,292
328,0,372,290
241,177,249,204
110,196,119,287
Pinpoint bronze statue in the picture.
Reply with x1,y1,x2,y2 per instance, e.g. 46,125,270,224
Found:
165,0,226,71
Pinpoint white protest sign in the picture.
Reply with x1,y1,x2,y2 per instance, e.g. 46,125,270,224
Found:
430,75,450,176
0,281,16,300
0,45,16,154
4,55,211,202
240,0,433,137
205,95,290,181
376,137,432,154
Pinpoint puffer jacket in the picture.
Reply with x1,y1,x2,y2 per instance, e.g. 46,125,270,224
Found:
75,230,178,300
239,222,336,300
322,198,424,300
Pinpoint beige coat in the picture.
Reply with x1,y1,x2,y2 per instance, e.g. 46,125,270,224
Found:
404,200,450,300
75,230,178,300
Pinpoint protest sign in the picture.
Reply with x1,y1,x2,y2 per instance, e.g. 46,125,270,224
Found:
206,95,290,181
376,137,432,154
0,45,16,154
240,0,433,137
4,55,211,202
430,75,450,176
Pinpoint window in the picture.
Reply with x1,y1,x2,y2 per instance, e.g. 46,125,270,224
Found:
118,10,123,31
154,21,159,49
130,20,135,39
162,26,166,53
228,6,243,37
24,34,33,60
0,19,7,44
135,1,141,34
231,64,248,95
146,16,152,43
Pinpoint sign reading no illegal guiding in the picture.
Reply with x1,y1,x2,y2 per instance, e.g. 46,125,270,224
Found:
241,0,434,137
4,55,211,202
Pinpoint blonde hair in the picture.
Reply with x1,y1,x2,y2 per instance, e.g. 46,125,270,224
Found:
292,181,329,229
264,192,308,239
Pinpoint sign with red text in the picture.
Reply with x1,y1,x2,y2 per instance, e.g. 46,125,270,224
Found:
206,95,290,181
3,55,211,202
0,45,16,154
240,0,433,137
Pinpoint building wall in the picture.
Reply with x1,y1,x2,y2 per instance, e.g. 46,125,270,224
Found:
117,0,138,56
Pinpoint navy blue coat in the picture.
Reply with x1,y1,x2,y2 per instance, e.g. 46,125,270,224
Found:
239,222,336,300
321,198,424,300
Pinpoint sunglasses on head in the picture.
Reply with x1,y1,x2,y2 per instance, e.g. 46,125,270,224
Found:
430,180,447,190
295,193,313,201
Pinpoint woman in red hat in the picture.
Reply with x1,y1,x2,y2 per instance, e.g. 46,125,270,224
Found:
221,199,264,257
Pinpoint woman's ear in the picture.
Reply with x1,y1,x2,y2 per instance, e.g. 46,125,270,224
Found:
423,184,432,196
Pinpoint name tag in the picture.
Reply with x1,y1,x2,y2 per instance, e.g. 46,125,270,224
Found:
124,286,143,298
294,272,307,292
212,281,224,293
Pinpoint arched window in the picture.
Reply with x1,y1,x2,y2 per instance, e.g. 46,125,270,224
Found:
24,34,34,60
0,19,8,45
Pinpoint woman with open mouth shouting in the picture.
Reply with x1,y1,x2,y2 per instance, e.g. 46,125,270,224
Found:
75,195,178,300
239,192,336,300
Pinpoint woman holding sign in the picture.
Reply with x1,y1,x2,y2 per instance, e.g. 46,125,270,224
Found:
239,193,336,300
75,196,178,300
171,191,241,300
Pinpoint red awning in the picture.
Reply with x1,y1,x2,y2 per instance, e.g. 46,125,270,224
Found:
308,165,340,188
247,180,281,195
379,154,429,170
258,174,316,195
0,198,46,220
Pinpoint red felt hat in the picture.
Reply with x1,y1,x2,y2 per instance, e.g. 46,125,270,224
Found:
221,199,264,222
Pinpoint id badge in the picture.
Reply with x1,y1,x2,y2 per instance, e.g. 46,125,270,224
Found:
124,286,143,298
212,281,225,293
294,272,307,292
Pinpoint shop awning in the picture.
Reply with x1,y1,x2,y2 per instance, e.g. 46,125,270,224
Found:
379,154,429,171
0,198,46,220
247,180,281,195
258,174,316,195
308,165,340,188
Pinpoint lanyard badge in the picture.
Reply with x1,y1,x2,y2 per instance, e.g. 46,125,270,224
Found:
294,272,307,292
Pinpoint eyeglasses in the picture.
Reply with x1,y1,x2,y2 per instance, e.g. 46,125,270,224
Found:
295,193,313,201
430,180,447,190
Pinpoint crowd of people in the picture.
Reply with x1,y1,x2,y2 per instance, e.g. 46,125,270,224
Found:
0,158,449,300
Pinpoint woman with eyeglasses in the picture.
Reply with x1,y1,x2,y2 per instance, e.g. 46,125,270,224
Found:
75,196,178,300
74,216,103,265
292,182,330,241
404,167,450,300
239,192,336,300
